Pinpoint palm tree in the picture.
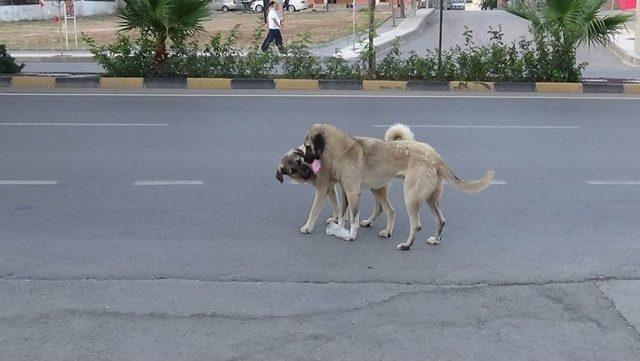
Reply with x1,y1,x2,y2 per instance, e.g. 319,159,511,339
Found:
115,0,211,74
508,0,632,48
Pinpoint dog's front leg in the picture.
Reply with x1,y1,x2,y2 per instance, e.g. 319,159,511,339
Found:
342,182,361,241
326,185,340,224
300,187,329,234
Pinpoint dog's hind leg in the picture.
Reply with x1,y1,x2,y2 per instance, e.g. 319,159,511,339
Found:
426,184,445,245
397,195,421,250
360,200,382,228
365,186,395,238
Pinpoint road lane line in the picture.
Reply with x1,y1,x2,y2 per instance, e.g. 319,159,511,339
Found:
586,181,640,185
134,180,203,186
373,124,579,129
1,92,639,101
0,180,58,185
0,122,169,127
491,180,507,185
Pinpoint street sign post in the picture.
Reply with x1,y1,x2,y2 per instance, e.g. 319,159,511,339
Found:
63,0,78,49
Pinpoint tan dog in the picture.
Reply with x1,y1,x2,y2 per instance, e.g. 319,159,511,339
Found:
276,124,415,236
302,123,494,250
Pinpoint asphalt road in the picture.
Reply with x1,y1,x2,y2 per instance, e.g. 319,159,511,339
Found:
398,10,640,80
1,89,640,360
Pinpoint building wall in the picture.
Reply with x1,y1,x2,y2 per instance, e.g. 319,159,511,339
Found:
0,0,115,21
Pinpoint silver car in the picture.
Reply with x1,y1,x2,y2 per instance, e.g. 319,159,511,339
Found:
212,0,244,12
449,0,465,10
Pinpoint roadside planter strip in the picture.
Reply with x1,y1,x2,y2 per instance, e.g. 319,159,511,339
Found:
1,76,639,94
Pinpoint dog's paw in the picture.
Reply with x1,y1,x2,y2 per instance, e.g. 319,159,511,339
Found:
360,219,373,227
300,225,314,234
426,236,440,245
379,230,391,238
396,243,411,251
326,217,337,224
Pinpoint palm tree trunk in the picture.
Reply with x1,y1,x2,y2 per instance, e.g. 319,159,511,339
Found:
153,38,167,76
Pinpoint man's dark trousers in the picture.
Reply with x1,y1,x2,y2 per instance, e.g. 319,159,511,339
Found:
261,29,285,52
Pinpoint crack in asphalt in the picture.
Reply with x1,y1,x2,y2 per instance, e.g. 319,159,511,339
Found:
2,274,640,288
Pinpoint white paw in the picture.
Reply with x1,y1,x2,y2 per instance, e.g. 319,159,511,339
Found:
300,225,314,234
379,230,391,238
396,243,411,250
426,236,440,245
326,217,337,224
360,219,373,227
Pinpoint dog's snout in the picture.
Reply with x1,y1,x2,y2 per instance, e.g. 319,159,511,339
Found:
276,168,284,183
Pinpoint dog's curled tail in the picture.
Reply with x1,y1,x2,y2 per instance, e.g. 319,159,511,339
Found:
439,164,495,193
384,123,415,142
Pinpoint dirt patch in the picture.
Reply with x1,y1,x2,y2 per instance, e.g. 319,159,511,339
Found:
0,10,390,50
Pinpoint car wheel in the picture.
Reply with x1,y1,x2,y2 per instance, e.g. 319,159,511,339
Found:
255,4,263,12
288,5,295,12
222,5,229,12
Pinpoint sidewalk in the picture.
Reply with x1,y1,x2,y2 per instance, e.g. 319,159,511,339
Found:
314,8,435,59
608,27,640,67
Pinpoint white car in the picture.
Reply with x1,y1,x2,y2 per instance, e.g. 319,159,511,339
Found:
252,0,307,13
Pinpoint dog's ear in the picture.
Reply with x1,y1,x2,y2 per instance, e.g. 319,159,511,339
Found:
312,133,325,157
276,168,284,183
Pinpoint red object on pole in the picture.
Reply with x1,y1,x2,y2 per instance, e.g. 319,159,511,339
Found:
617,0,636,10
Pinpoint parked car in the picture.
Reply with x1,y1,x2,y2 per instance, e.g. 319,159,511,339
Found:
213,0,244,12
252,0,307,12
448,0,465,10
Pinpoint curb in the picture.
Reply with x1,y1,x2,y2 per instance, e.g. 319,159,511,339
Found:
582,82,623,94
231,78,275,89
363,80,407,91
450,81,494,92
535,82,583,93
56,76,100,88
494,82,536,92
144,78,187,89
1,76,639,94
274,79,319,90
12,76,56,88
319,79,362,90
187,78,231,89
100,77,143,89
407,80,449,91
623,83,640,94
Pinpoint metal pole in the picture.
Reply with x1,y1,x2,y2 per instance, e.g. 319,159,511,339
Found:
391,0,396,27
635,0,640,55
352,0,357,50
437,0,443,74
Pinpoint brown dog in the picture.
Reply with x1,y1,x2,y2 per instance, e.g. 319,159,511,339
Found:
302,123,494,250
276,124,415,236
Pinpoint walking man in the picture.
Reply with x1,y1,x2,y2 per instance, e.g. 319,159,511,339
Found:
261,0,286,53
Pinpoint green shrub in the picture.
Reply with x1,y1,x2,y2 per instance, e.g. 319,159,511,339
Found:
0,44,24,75
83,34,156,77
321,54,363,80
282,34,322,79
236,26,280,78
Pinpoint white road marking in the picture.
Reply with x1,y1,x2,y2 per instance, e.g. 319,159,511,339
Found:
134,180,203,186
0,180,58,185
0,92,639,101
373,124,579,129
0,122,168,127
491,180,507,185
586,181,640,185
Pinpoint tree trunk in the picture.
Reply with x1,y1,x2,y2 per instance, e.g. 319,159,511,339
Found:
367,0,376,78
399,0,405,18
153,40,167,76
